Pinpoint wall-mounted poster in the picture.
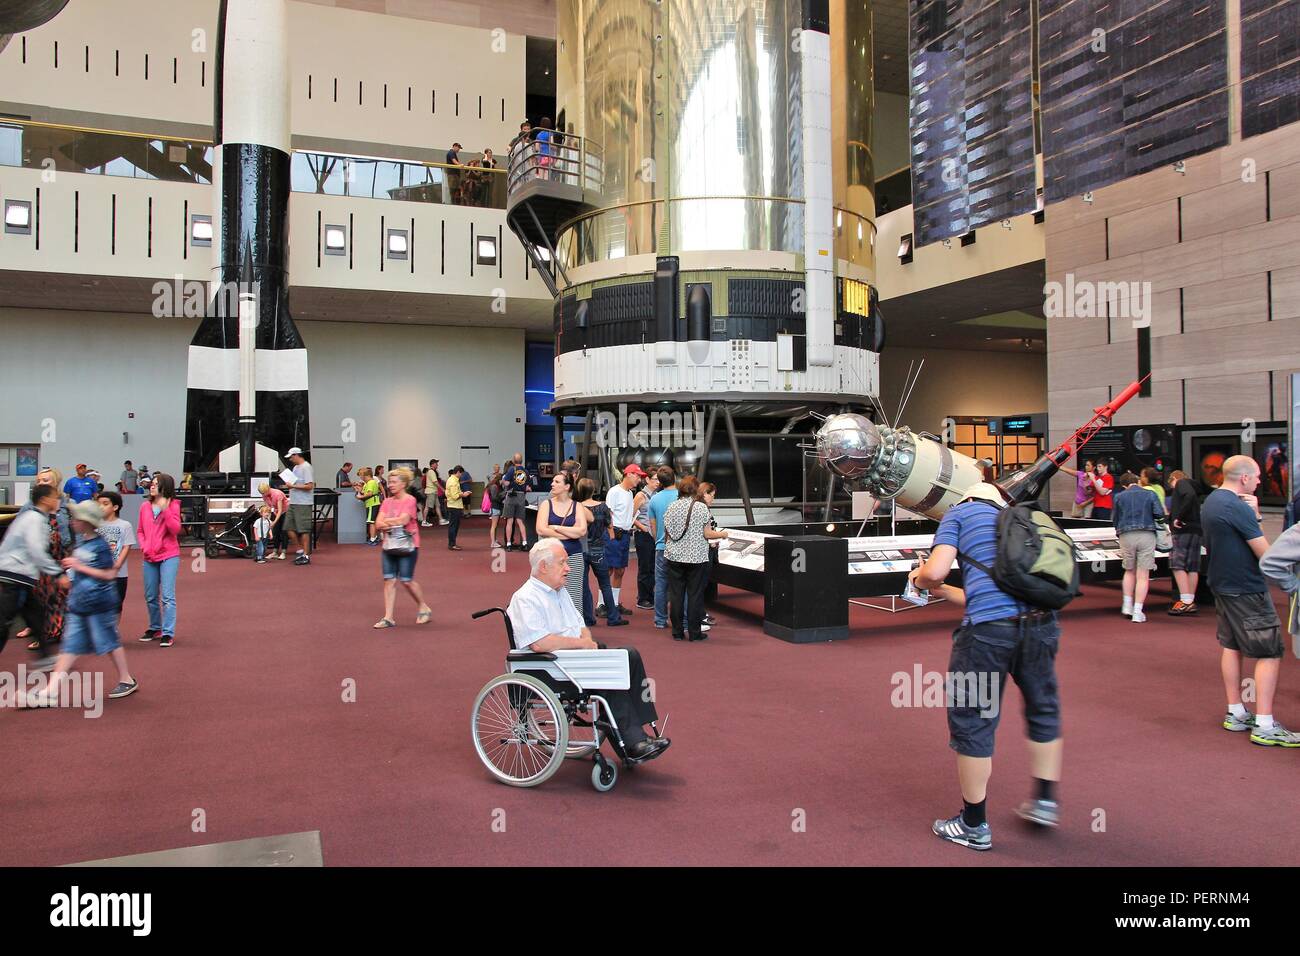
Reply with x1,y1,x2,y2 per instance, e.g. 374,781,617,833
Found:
16,447,39,477
1253,438,1289,507
387,459,420,476
1190,436,1240,494
0,451,9,476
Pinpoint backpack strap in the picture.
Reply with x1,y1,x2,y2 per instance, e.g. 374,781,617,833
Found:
952,499,1002,577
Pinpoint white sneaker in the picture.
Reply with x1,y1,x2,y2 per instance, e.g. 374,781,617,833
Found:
420,521,433,527
1121,602,1133,617
1131,610,1146,623
439,519,450,526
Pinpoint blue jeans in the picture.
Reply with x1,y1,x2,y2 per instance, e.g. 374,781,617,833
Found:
583,552,622,624
653,551,686,625
255,539,266,560
143,556,179,636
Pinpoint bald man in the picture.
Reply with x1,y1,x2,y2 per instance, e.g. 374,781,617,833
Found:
1201,455,1299,747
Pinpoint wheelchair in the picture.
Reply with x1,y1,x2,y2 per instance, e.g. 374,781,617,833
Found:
470,607,663,792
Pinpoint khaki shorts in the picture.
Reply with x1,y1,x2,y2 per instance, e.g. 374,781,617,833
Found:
1119,530,1156,571
1214,591,1284,659
285,503,314,534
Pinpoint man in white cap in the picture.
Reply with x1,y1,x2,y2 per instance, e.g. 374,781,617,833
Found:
284,448,315,565
908,481,1064,851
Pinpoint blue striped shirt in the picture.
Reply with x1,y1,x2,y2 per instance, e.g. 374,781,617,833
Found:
933,501,1028,624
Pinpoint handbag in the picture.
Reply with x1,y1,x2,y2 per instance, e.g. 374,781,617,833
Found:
382,525,415,555
1154,517,1172,552
481,489,492,514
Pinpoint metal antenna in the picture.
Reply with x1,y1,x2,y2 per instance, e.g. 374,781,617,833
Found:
895,358,925,425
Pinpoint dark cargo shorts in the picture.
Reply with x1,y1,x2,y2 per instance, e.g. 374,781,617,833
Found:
1213,591,1284,659
947,613,1062,758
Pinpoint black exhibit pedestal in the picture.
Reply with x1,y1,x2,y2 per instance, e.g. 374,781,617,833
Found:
762,536,849,643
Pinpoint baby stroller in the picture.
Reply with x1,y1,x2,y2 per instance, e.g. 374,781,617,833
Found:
205,504,260,559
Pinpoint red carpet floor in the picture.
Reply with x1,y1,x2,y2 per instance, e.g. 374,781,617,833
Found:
2,520,1297,867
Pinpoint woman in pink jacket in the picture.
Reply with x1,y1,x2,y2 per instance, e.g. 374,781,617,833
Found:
137,473,182,648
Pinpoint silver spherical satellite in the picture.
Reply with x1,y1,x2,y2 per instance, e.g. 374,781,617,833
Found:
815,414,882,482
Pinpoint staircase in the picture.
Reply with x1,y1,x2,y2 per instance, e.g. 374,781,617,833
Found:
505,134,603,296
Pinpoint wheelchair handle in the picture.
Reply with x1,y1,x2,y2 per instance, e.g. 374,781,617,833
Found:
471,607,506,620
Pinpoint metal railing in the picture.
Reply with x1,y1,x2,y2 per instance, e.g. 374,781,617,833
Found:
290,150,507,209
505,131,604,199
0,119,213,184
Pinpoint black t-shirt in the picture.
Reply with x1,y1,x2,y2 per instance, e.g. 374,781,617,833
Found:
1168,478,1202,534
1201,488,1266,594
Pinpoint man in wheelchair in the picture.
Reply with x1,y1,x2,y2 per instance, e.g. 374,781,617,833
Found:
507,540,671,762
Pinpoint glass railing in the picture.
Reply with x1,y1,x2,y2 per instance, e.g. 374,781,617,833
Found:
290,151,507,209
0,120,213,183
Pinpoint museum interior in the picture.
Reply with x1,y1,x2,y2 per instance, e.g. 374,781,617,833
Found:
0,0,1298,874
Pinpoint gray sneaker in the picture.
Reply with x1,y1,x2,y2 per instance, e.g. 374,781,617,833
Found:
932,812,992,851
1249,722,1300,747
1015,798,1060,828
1223,711,1257,732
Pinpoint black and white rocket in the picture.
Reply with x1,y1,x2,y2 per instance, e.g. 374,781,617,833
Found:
184,0,308,473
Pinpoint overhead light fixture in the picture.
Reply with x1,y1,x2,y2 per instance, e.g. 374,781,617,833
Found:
476,235,498,265
836,210,843,229
897,232,913,264
1082,191,1094,204
4,199,32,234
324,224,347,256
1034,187,1046,224
857,221,864,241
189,214,212,246
386,228,408,259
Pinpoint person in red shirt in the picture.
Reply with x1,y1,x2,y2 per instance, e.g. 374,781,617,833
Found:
1091,460,1115,521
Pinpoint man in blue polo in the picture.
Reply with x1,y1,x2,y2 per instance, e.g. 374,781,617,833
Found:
63,464,99,503
909,482,1064,852
647,466,677,628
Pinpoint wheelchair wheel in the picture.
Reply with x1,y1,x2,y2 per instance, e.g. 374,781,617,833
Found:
591,756,618,792
471,673,569,787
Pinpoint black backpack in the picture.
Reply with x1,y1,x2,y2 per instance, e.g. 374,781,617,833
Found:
958,502,1081,611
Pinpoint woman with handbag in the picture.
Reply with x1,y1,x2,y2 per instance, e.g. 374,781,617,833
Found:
536,471,588,615
663,478,729,642
576,478,626,626
15,467,72,654
372,468,432,629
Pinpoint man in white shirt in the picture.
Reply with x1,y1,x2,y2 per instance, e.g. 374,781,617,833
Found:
284,447,316,565
601,464,645,616
507,540,670,761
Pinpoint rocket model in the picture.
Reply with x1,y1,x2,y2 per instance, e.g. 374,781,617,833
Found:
184,0,308,473
815,377,1149,519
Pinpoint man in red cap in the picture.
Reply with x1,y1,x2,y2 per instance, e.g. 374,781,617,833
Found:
63,464,99,504
599,464,647,616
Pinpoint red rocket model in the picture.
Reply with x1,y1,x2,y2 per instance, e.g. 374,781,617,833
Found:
995,375,1150,504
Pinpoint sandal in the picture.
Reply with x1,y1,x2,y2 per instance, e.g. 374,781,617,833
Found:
415,609,432,625
372,618,396,629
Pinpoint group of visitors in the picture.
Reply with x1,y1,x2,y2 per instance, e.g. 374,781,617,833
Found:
445,143,499,206
0,463,187,706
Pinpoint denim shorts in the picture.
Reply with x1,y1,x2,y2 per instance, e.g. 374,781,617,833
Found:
947,613,1062,758
63,609,122,656
604,532,631,569
381,547,419,582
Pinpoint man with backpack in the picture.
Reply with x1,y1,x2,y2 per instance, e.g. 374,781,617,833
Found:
909,481,1073,852
502,453,534,551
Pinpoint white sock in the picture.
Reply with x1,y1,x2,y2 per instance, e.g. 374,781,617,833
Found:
1122,597,1133,612
1181,593,1195,604
1133,602,1143,614
1256,714,1275,730
612,588,620,606
1229,703,1248,718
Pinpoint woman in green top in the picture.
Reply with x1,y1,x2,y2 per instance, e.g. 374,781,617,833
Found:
356,467,383,544
1139,467,1167,511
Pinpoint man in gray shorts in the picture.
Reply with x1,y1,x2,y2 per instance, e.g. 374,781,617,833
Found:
1201,455,1298,747
501,453,533,551
284,447,316,566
